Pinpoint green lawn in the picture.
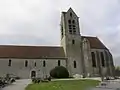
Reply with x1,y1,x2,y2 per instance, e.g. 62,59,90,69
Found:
25,79,100,90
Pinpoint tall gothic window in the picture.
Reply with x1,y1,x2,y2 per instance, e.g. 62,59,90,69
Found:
100,52,105,67
68,20,76,34
91,52,96,67
74,61,77,68
105,51,109,67
58,60,60,66
8,59,12,66
25,60,28,67
43,61,46,67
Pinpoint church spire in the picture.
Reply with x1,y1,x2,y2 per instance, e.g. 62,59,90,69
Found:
67,7,78,17
60,7,80,38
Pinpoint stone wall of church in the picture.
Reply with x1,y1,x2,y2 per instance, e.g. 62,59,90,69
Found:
82,37,115,77
82,38,93,76
60,8,83,77
64,35,83,76
0,58,67,79
90,49,114,77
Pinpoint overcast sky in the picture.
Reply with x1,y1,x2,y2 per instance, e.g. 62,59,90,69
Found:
0,0,120,66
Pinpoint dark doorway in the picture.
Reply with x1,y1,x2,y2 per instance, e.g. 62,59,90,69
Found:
31,71,36,78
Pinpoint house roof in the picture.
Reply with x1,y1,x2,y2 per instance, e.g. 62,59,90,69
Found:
82,36,108,50
0,36,108,59
0,45,65,59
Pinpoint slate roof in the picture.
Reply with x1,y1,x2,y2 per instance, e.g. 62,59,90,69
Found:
82,36,108,50
0,37,108,59
0,45,65,59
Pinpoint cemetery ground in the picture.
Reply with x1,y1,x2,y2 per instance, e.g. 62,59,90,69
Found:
25,79,100,90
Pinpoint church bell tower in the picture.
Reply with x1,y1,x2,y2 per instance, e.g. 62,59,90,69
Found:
60,8,85,76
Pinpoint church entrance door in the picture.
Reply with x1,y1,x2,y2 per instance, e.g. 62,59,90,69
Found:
31,71,36,78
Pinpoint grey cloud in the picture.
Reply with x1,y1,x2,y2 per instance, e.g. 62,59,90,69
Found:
0,34,58,46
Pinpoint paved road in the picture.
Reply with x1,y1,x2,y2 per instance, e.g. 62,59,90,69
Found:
1,78,100,90
1,79,31,90
91,80,120,90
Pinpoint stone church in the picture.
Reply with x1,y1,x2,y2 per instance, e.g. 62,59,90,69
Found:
0,8,115,79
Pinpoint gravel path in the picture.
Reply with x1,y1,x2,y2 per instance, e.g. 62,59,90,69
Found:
1,79,31,90
52,77,101,81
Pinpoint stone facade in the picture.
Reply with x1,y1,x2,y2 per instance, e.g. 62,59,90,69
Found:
61,8,83,76
0,8,115,78
60,8,115,77
0,58,67,79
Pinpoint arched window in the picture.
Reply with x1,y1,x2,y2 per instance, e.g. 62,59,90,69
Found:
72,20,75,24
58,60,61,66
43,61,46,67
74,61,77,68
34,62,36,67
8,59,12,66
68,20,71,24
105,51,109,66
101,52,105,67
91,52,96,67
25,60,28,67
70,12,72,17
